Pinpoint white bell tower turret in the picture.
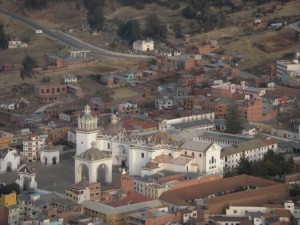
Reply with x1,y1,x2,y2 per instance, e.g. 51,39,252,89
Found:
76,105,99,155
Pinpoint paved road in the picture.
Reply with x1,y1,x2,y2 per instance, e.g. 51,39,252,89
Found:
0,9,153,59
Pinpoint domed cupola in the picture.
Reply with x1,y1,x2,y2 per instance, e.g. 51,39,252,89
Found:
77,105,98,131
149,120,173,145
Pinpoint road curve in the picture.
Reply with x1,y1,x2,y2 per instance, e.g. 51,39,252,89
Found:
0,9,153,59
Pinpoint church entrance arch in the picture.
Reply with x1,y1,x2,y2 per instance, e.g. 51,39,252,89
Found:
97,163,108,184
23,177,30,191
52,157,57,165
78,164,89,182
118,145,127,169
121,160,126,169
43,157,48,165
6,162,12,172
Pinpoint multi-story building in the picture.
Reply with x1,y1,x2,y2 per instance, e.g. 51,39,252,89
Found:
199,97,277,122
221,139,278,169
276,59,300,87
155,96,174,110
0,192,20,225
178,74,193,88
117,102,140,117
0,131,12,148
34,83,67,104
65,180,101,203
22,134,45,162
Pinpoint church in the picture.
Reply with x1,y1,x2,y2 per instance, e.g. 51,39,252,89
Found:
74,105,223,183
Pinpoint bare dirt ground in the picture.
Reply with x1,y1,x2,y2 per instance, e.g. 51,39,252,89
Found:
0,14,70,65
111,87,143,100
188,1,300,71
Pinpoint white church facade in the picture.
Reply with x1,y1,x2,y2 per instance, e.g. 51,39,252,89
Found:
0,147,20,173
74,105,224,183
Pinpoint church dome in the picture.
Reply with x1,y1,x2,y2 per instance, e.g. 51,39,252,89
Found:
76,146,111,161
45,142,55,151
149,130,173,145
144,161,159,169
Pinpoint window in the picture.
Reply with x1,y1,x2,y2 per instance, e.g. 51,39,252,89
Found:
199,153,202,157
108,143,110,149
141,153,144,158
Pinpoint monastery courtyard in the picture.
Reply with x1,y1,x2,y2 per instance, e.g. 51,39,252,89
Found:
0,153,117,193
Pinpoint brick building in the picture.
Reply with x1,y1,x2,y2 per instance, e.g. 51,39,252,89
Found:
34,83,67,104
178,74,193,88
199,97,277,122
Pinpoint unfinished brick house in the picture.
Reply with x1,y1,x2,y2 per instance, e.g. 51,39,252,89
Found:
197,39,219,55
35,83,67,104
199,97,277,122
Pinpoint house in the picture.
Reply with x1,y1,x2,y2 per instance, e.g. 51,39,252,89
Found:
275,59,300,87
8,40,28,48
45,55,65,68
198,39,219,55
34,83,67,104
62,75,77,84
117,102,140,117
65,180,101,203
0,100,19,111
133,39,154,52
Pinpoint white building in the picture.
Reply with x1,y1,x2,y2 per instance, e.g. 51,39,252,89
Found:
0,100,19,110
155,96,174,110
16,163,38,192
276,59,300,87
221,139,278,169
40,142,59,165
133,39,154,52
0,148,20,173
23,134,46,162
8,40,28,48
74,106,224,182
63,75,77,84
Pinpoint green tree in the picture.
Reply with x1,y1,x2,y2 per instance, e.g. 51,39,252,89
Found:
236,152,252,175
0,183,20,195
0,24,9,49
225,105,243,134
20,56,37,80
24,0,47,9
117,20,141,43
173,23,183,39
144,14,167,38
86,0,105,31
87,6,104,31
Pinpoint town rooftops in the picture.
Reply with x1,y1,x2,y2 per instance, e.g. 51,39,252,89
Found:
81,199,163,216
207,183,292,214
221,139,277,157
159,174,279,206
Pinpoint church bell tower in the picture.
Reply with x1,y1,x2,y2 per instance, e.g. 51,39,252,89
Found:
76,105,98,155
